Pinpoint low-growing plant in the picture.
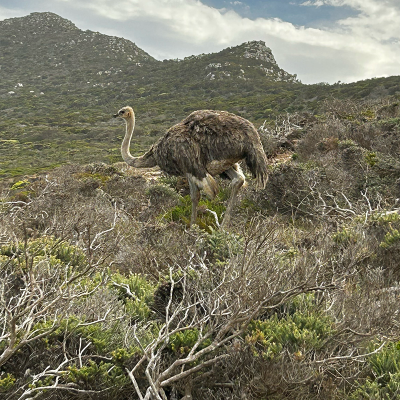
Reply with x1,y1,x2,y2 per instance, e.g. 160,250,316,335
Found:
0,235,87,269
110,272,156,321
365,151,378,167
10,179,30,190
196,226,243,263
246,310,335,360
67,360,129,389
169,328,212,356
332,227,358,245
350,341,400,399
0,373,15,392
380,227,400,249
163,193,227,230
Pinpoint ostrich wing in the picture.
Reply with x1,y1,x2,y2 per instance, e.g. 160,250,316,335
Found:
153,130,209,180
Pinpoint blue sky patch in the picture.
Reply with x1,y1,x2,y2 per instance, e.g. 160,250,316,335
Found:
201,0,359,27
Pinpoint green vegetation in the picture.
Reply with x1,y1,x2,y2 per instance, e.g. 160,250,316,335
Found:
350,342,400,399
1,13,400,179
246,311,334,359
2,11,400,400
1,110,400,397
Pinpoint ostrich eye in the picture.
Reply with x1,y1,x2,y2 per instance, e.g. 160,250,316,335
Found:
120,110,125,115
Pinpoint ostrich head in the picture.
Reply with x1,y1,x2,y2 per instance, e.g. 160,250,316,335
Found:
113,106,134,119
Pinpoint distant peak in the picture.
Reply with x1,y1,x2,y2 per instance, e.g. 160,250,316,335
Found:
27,12,78,28
223,40,277,64
1,12,79,32
29,11,66,18
246,40,267,46
242,40,276,64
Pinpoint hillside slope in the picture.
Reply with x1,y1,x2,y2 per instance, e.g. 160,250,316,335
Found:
0,12,400,179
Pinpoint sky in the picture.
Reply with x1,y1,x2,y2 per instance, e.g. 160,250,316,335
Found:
0,0,399,84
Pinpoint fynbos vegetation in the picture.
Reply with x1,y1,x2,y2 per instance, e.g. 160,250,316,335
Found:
2,10,400,400
1,12,400,178
1,95,400,399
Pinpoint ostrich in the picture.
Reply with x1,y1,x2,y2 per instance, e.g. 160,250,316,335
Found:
114,106,268,228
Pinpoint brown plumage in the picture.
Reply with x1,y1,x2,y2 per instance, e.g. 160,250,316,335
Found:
114,106,268,228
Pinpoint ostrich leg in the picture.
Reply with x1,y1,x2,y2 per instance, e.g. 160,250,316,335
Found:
187,175,201,226
221,165,245,229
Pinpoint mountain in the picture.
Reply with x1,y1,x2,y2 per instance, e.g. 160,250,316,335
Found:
182,40,297,83
0,12,154,79
0,12,296,102
0,12,295,86
0,12,400,179
0,12,302,178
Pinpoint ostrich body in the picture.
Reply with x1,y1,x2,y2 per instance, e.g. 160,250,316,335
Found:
114,106,268,228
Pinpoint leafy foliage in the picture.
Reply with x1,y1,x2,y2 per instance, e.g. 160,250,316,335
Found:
67,361,129,389
246,303,334,360
0,373,15,392
110,272,156,321
350,342,400,399
169,329,212,356
0,235,86,268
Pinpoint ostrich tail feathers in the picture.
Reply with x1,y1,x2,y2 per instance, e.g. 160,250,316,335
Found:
255,169,269,190
246,146,269,190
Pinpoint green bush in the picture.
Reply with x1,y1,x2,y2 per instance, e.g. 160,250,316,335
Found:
196,227,243,263
10,179,30,190
350,341,400,399
380,228,400,249
110,272,156,321
0,236,86,268
163,193,226,230
169,329,212,356
246,309,334,360
67,360,129,389
365,151,378,167
332,227,357,245
0,373,15,392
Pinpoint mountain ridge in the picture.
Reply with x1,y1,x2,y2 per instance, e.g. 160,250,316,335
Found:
1,12,400,179
0,12,296,87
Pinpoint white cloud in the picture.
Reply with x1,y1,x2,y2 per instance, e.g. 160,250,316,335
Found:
300,1,327,7
79,0,400,83
300,1,351,7
0,0,400,84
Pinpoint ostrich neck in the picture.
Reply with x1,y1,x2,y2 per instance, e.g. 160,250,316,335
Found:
121,115,136,164
121,114,157,168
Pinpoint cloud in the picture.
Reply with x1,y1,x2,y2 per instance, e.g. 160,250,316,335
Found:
300,1,327,6
77,0,400,83
300,1,351,7
0,0,399,84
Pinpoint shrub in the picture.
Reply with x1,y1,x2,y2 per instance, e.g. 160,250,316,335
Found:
110,272,156,321
246,309,334,360
0,373,15,392
0,235,86,269
196,226,243,263
169,329,212,356
10,179,30,190
350,341,400,399
67,360,129,390
163,193,227,230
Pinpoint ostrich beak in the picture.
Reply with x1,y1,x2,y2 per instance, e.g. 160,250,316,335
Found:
113,113,119,118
